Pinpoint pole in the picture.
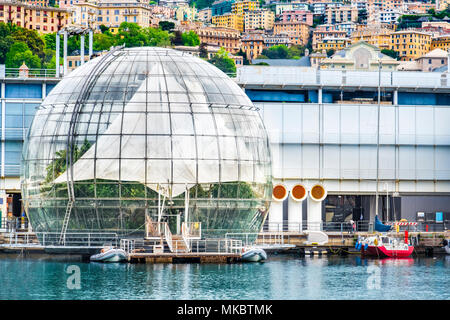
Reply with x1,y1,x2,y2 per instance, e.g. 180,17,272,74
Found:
375,60,381,220
386,183,389,223
80,34,85,66
55,32,60,77
63,30,68,76
89,29,93,58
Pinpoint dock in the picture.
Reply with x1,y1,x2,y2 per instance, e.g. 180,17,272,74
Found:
1,229,448,262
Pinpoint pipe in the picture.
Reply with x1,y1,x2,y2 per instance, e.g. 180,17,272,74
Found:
269,184,288,232
288,184,307,232
307,184,327,231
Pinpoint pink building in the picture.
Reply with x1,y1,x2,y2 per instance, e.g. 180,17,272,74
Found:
277,10,313,26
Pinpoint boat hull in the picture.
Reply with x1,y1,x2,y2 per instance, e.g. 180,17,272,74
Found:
90,249,127,263
241,248,267,262
363,245,414,258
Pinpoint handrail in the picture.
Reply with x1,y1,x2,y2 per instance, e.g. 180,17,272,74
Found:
164,222,173,252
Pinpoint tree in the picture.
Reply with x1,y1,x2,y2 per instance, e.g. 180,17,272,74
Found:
236,48,250,65
159,21,175,32
93,32,116,51
144,27,172,47
199,42,208,58
5,41,41,69
171,30,184,46
116,22,147,47
326,49,335,57
181,31,200,46
381,49,399,60
208,48,236,76
99,24,110,34
261,45,289,59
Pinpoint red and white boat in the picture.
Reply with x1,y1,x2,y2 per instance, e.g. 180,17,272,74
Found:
358,234,414,258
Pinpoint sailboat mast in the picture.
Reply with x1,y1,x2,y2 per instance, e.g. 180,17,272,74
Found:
375,60,381,220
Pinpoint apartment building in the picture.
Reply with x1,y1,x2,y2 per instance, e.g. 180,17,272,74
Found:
211,0,234,16
351,25,393,50
196,26,241,53
212,12,243,31
71,0,155,31
0,1,70,33
316,37,351,52
312,27,347,50
431,35,450,52
390,30,432,61
325,5,358,24
244,8,274,31
241,31,264,60
277,10,313,26
198,7,212,22
231,0,259,15
273,21,310,46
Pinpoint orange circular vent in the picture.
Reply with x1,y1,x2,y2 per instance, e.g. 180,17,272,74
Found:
291,184,307,201
310,184,326,201
272,184,288,201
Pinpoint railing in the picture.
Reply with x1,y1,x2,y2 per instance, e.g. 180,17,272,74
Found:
262,220,448,234
262,220,368,233
169,239,243,255
164,222,173,252
181,222,201,239
3,68,58,79
237,67,450,88
20,232,120,247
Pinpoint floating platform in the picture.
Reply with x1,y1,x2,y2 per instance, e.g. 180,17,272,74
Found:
128,252,242,264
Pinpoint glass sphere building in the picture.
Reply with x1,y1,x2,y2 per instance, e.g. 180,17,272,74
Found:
21,47,272,238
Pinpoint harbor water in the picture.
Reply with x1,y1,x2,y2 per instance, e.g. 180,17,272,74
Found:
0,254,448,300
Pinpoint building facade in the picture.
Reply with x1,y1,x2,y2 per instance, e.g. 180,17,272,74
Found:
196,26,241,53
244,8,274,31
237,66,450,225
390,30,432,61
0,1,70,33
273,21,310,46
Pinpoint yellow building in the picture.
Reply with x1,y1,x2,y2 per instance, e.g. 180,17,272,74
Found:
316,37,351,52
212,12,243,32
231,0,259,15
351,26,393,50
72,0,155,31
431,35,450,52
244,8,274,31
389,30,432,61
0,1,70,33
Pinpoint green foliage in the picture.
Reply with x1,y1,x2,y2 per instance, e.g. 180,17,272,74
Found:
159,21,175,32
189,0,215,10
326,49,335,57
116,22,147,47
5,42,41,68
181,31,200,47
208,47,236,76
236,49,250,65
99,24,110,34
259,45,306,59
381,49,399,60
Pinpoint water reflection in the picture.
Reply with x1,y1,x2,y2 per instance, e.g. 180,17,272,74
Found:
0,254,448,300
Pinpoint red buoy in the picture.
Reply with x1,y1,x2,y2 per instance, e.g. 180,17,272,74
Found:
405,230,409,244
426,225,429,232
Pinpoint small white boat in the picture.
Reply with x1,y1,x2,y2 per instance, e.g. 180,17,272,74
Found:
90,247,128,263
241,247,267,262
